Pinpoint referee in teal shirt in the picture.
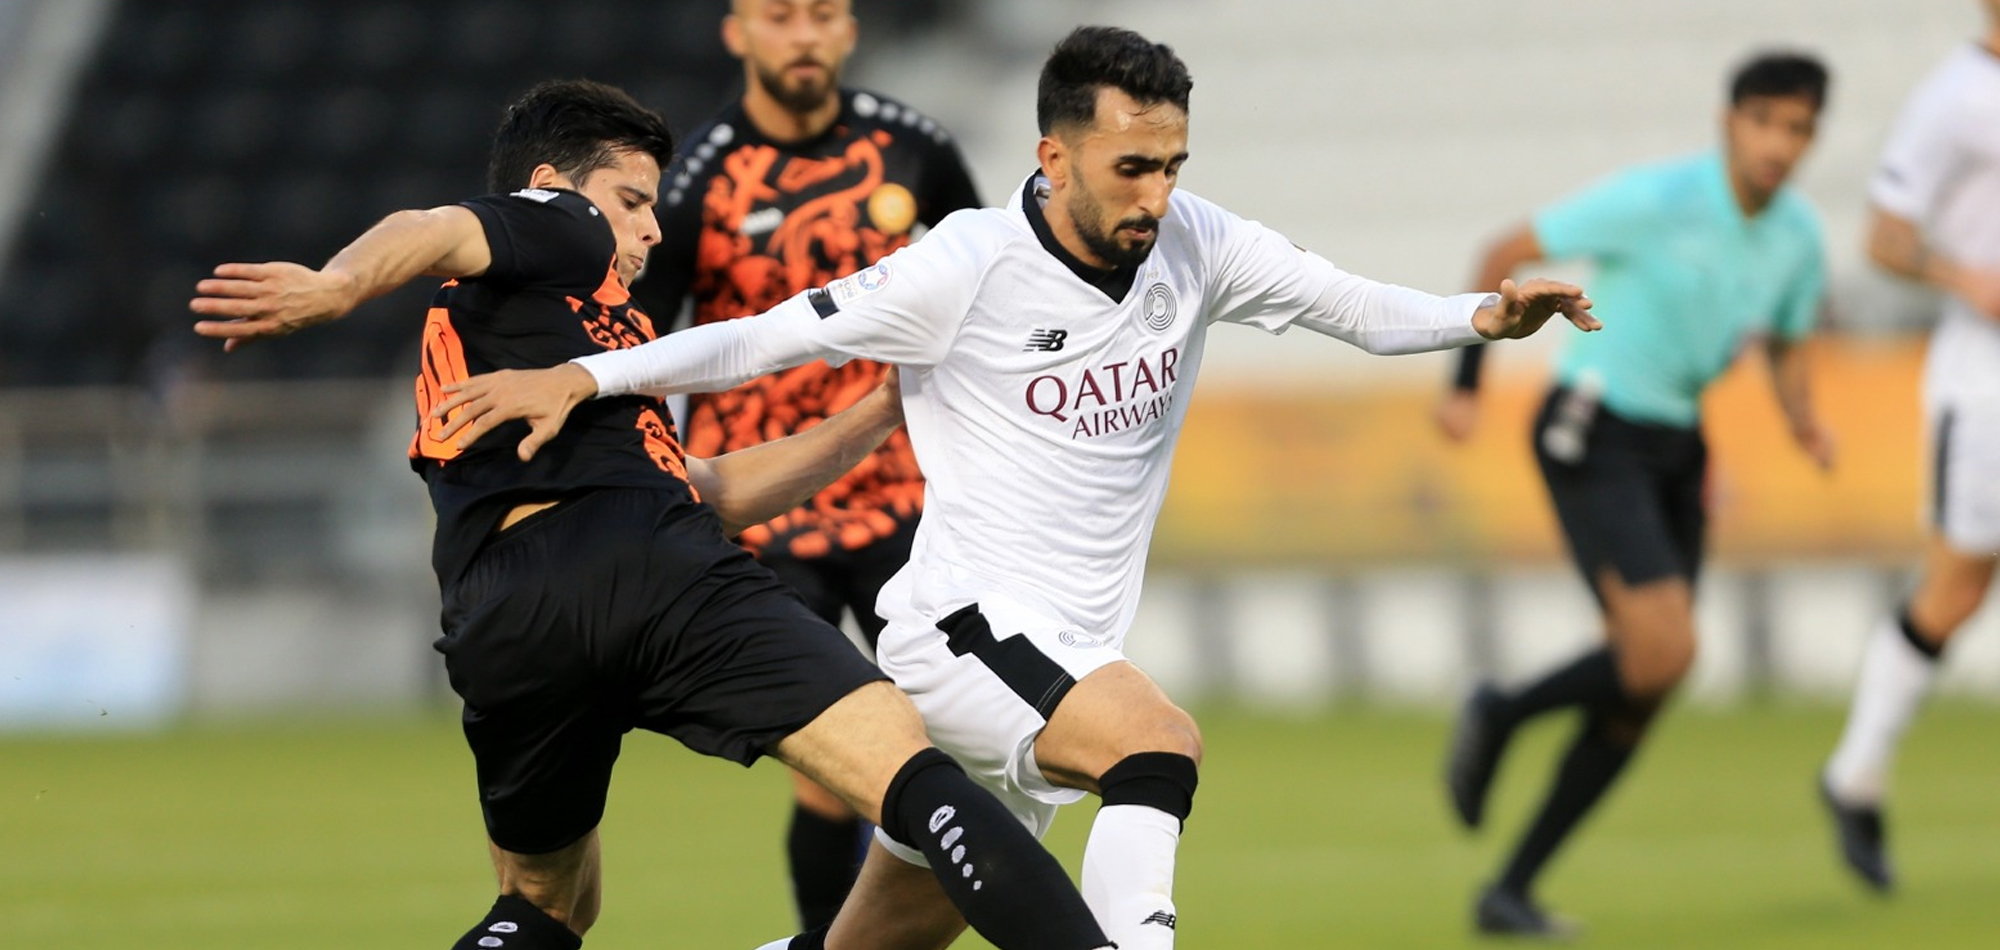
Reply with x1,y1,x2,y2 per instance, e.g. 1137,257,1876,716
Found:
1437,52,1836,938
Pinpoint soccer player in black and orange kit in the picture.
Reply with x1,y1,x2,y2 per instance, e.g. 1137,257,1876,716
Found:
189,79,1110,950
631,0,980,928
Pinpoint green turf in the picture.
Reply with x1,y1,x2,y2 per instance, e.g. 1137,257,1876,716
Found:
4,702,1996,949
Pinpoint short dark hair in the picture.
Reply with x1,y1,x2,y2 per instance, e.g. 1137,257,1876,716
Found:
1729,51,1830,111
486,79,675,193
1036,26,1194,135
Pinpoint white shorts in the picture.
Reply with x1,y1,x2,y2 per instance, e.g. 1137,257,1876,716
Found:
871,590,1127,866
1927,391,2000,556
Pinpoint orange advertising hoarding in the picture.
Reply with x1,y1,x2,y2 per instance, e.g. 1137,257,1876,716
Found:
1155,337,1927,568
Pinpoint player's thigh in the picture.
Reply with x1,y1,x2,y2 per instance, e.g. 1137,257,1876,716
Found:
826,840,969,950
877,594,1128,808
437,496,637,855
1928,396,2000,559
1534,405,1696,602
622,523,890,771
1660,431,1710,587
1911,533,2000,639
760,548,847,629
1034,661,1200,793
1595,570,1696,697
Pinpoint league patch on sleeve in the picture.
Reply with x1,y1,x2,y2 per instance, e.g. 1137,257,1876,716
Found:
824,261,893,308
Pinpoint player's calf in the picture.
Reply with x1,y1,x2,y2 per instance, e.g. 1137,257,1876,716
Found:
876,748,1112,950
1085,751,1200,949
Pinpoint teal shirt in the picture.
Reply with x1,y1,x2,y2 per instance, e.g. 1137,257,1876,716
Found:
1535,150,1825,427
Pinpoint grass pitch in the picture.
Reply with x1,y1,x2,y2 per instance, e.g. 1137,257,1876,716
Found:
5,702,1996,949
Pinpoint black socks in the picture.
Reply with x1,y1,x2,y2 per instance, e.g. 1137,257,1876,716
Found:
786,804,864,930
1499,646,1627,727
1496,713,1639,894
879,748,1111,950
450,894,581,950
1485,646,1651,898
1897,605,1947,660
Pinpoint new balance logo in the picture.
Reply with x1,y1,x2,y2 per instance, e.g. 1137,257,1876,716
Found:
1141,911,1177,929
1025,328,1069,352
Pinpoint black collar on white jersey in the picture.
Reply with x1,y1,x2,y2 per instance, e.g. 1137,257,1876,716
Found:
1021,173,1141,302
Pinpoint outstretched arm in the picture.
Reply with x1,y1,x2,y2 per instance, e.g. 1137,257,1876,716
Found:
1765,335,1835,471
423,301,835,461
189,206,491,350
426,362,907,526
689,369,907,536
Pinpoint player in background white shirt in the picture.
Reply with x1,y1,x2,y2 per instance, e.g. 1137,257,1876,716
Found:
1821,0,2000,894
433,26,1597,950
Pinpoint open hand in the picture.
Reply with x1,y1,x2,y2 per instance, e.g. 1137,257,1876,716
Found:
1474,278,1599,340
428,363,601,461
190,262,359,351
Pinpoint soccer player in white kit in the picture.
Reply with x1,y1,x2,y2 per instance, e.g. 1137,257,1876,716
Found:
1820,0,2000,894
432,26,1598,950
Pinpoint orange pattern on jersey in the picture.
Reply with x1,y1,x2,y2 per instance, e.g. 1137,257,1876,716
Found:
687,129,924,558
579,271,691,487
412,270,687,491
409,291,471,462
636,407,696,498
579,264,654,349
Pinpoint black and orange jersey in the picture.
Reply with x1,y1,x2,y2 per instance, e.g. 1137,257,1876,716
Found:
631,88,979,560
411,188,696,586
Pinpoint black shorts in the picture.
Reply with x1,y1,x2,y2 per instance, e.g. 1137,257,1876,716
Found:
434,487,888,854
1533,388,1708,601
759,517,917,651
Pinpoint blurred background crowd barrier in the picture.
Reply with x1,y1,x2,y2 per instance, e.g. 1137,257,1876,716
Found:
2,0,1995,730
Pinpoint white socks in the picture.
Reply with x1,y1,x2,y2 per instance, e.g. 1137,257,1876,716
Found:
1824,615,1942,804
1082,804,1182,950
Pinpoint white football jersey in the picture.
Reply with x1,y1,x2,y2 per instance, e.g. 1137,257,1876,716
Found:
1871,43,2000,397
581,175,1489,644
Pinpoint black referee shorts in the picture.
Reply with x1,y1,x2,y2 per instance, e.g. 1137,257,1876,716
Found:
434,487,888,855
1532,387,1708,603
759,516,918,651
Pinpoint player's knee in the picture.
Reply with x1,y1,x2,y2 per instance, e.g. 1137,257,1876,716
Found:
1098,751,1200,825
1140,704,1203,765
1621,633,1694,701
1915,569,1991,633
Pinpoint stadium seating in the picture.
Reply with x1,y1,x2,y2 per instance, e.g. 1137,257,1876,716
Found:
0,0,763,387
